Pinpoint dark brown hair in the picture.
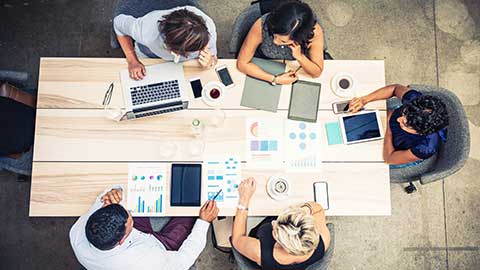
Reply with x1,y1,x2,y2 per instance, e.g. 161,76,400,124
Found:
159,9,210,56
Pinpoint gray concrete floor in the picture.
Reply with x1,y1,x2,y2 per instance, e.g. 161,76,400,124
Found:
0,0,479,269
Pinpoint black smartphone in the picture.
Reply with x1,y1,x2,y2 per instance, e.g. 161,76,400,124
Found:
313,181,329,210
170,164,202,207
189,77,203,98
215,65,234,88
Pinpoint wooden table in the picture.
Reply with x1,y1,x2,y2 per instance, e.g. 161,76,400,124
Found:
31,58,391,217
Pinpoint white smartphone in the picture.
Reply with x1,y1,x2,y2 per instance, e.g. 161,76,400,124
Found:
189,77,203,99
313,181,329,210
215,65,234,88
332,100,351,114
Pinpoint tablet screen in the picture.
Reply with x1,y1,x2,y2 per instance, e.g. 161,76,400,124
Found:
288,80,321,122
171,164,202,207
343,112,381,142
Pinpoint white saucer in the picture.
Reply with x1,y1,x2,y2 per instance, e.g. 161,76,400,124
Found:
267,175,290,201
331,73,355,98
202,81,226,107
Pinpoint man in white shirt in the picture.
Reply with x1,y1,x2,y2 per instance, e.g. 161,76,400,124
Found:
70,187,219,270
114,4,218,80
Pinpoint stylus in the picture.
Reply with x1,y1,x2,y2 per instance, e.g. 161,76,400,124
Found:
212,189,223,201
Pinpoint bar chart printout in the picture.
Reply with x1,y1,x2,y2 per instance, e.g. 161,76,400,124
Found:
127,163,167,216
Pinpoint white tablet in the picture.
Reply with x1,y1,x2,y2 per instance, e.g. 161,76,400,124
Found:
339,111,384,145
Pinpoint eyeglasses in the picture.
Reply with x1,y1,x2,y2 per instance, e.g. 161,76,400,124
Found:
102,83,114,107
102,83,126,122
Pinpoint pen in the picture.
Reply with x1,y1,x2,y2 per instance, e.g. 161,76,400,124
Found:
211,189,223,201
293,66,302,74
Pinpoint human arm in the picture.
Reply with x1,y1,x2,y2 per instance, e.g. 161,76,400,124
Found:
289,24,324,78
231,177,262,264
113,14,146,80
349,84,411,113
162,200,219,269
236,19,297,85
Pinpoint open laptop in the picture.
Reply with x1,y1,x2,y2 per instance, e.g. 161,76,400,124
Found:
120,62,189,120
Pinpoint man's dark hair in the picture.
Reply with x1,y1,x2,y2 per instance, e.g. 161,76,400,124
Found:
159,9,210,56
403,95,449,135
265,0,316,51
85,204,129,250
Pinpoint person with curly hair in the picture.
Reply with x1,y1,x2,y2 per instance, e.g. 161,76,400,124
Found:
349,84,449,166
237,0,326,85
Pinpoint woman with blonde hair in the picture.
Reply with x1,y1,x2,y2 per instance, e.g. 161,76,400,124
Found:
231,177,331,270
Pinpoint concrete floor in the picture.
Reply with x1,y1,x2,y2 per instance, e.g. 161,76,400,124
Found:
0,0,479,269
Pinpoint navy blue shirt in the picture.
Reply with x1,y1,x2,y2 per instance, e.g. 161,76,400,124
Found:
390,90,447,160
0,97,35,156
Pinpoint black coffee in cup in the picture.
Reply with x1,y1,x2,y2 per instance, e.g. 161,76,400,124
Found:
209,88,220,99
339,78,350,89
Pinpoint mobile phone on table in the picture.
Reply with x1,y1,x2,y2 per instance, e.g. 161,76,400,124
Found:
215,65,234,88
313,181,329,210
332,100,351,114
189,77,203,98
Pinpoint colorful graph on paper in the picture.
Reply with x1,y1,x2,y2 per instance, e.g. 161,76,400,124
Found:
205,157,242,207
245,118,284,169
127,163,166,216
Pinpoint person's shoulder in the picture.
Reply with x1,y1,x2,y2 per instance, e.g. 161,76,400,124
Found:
402,89,422,104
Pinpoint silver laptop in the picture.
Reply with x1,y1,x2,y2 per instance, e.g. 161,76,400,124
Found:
119,62,189,120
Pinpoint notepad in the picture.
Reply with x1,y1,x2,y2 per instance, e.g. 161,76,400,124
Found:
325,121,343,145
240,58,286,112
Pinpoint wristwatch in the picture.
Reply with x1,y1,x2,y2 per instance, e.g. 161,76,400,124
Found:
271,74,277,86
237,204,249,211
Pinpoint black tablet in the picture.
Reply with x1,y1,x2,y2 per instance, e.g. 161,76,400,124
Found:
170,164,202,207
288,80,321,123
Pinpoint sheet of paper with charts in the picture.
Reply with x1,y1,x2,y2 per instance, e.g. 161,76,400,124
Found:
284,120,323,171
127,163,167,216
205,157,242,207
245,118,284,169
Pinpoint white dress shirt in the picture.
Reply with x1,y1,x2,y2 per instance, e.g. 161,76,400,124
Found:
70,186,210,270
113,6,217,60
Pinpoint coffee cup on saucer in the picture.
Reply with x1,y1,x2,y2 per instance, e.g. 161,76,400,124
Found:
331,73,355,97
202,81,225,107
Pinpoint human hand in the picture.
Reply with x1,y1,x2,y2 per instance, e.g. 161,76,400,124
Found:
348,97,366,113
238,177,256,206
275,71,298,85
198,47,217,68
199,200,219,223
288,42,303,60
101,188,123,206
127,59,146,80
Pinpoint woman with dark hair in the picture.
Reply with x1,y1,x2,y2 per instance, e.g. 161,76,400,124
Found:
237,0,325,85
114,4,217,80
349,84,449,168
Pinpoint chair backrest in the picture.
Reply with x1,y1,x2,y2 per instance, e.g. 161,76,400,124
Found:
228,3,262,55
408,84,470,184
305,223,335,270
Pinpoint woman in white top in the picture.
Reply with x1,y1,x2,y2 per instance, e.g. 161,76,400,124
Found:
114,5,217,80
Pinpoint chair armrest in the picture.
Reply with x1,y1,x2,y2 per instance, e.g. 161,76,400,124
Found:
0,70,29,85
0,82,36,108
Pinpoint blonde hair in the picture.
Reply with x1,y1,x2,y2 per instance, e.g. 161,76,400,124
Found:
273,207,319,256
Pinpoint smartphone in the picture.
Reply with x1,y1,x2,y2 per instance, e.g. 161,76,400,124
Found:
215,65,234,88
313,181,329,210
332,100,351,114
189,77,203,98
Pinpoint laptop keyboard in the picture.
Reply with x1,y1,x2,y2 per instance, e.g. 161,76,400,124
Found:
130,80,180,106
